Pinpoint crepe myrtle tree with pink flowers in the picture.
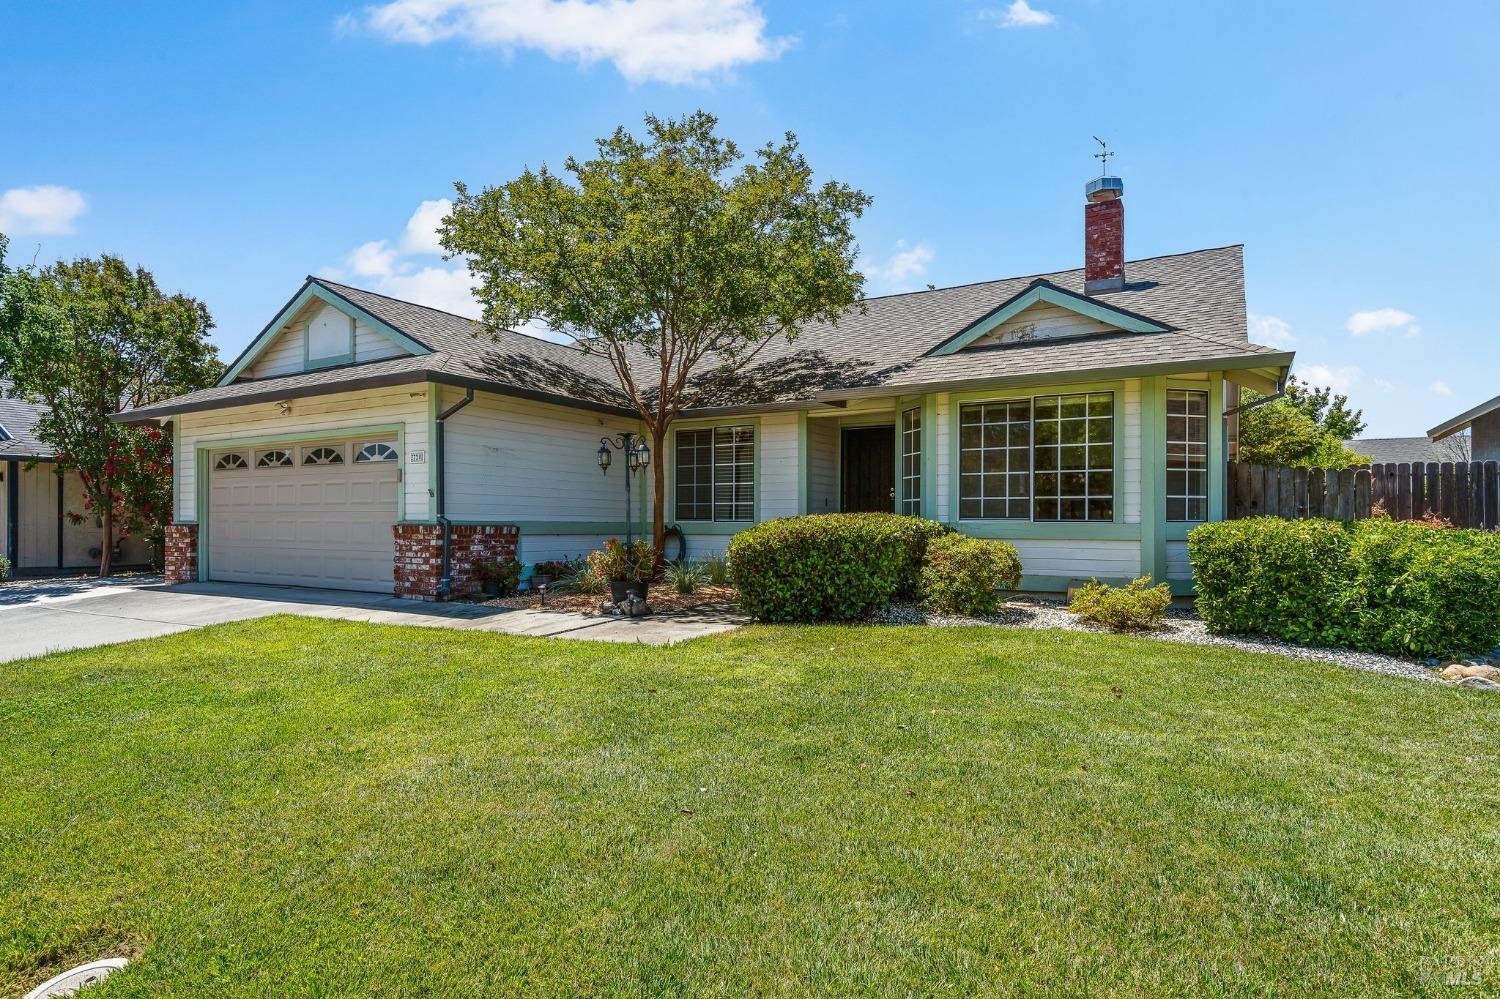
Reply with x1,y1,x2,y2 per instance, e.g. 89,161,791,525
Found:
0,237,221,573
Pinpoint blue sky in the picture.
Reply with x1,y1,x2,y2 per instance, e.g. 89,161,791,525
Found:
4,0,1497,436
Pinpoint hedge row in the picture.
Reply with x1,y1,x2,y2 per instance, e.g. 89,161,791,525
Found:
1189,516,1500,657
728,513,1023,622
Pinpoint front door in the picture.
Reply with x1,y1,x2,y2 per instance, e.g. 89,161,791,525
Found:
841,426,895,512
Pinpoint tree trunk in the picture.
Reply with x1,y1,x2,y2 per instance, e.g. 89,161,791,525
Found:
651,423,667,571
100,503,114,577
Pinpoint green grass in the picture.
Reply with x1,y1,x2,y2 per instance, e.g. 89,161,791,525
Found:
3,618,1499,997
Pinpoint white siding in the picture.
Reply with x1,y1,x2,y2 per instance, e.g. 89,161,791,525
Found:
1122,378,1142,524
806,418,838,515
354,319,407,363
177,385,431,522
518,533,619,566
248,318,307,378
682,532,733,560
758,413,800,520
1166,540,1193,581
934,393,952,522
16,463,56,568
1013,539,1141,581
969,302,1121,347
442,387,645,524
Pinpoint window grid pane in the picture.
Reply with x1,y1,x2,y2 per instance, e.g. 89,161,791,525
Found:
1032,392,1113,522
713,425,755,522
900,407,922,516
674,429,713,521
958,400,1032,519
1166,389,1209,522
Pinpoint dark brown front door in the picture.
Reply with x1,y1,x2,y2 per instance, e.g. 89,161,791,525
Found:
841,426,895,512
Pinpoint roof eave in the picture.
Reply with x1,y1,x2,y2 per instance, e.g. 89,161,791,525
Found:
1428,392,1500,441
812,351,1295,402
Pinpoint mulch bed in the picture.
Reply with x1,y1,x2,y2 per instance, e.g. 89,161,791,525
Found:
477,583,737,616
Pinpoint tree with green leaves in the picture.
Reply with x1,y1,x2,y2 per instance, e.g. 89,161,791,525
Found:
1237,375,1369,468
0,244,221,574
439,111,871,562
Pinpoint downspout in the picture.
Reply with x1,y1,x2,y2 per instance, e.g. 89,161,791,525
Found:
434,387,474,599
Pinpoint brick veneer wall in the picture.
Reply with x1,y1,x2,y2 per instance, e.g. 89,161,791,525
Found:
393,523,520,601
164,523,199,585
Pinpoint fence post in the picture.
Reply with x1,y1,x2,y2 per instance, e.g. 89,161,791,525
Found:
1485,461,1499,530
1354,468,1372,519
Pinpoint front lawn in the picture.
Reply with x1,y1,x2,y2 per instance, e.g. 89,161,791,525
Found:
3,619,1498,996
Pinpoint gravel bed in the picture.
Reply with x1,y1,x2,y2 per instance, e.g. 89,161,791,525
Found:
872,597,1437,682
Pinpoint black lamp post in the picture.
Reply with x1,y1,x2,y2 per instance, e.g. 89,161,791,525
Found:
597,432,651,547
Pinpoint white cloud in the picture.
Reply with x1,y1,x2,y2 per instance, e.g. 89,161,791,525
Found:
1431,379,1454,397
1347,307,1420,338
344,0,792,84
861,240,935,291
1372,376,1395,392
402,198,452,255
1248,312,1294,348
983,0,1056,28
1296,363,1362,394
323,201,481,318
0,185,87,235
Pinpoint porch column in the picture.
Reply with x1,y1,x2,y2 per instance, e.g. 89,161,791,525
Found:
1139,376,1168,586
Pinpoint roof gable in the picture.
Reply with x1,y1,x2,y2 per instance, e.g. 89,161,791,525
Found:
928,280,1170,357
217,280,433,386
1429,392,1500,441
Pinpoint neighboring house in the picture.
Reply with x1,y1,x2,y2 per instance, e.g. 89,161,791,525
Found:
1,383,153,573
114,174,1293,598
1347,435,1473,464
1429,394,1500,461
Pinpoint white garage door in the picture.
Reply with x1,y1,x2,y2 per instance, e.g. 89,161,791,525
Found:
207,439,400,592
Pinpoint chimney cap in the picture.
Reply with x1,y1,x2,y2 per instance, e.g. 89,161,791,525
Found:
1085,176,1124,203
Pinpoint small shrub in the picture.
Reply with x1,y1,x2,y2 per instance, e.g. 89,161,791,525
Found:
475,556,522,596
667,560,705,594
1189,518,1356,647
729,513,942,622
0,554,9,581
1069,576,1171,631
705,554,731,586
586,539,655,582
571,568,607,595
918,534,1023,617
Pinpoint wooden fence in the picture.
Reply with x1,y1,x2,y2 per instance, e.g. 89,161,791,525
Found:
1228,461,1500,530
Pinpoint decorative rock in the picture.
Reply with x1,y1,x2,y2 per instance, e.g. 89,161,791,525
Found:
24,959,129,999
1457,676,1500,692
1441,664,1500,682
599,600,617,614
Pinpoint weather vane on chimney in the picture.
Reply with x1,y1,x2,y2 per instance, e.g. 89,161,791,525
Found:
1092,136,1114,176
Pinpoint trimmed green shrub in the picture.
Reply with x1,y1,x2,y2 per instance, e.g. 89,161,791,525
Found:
1069,576,1171,631
1347,518,1500,656
728,513,948,622
0,554,9,581
1189,517,1500,657
919,533,1023,616
1188,518,1356,647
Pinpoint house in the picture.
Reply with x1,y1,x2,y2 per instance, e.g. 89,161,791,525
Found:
1,384,153,573
1346,435,1472,465
1428,395,1500,461
113,173,1293,599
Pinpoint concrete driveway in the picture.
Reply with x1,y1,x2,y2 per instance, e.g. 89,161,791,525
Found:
0,577,744,663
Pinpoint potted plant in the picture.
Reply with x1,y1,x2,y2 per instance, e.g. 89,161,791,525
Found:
531,560,567,588
587,539,655,604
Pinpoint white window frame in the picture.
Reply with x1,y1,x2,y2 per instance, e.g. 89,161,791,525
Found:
900,407,922,516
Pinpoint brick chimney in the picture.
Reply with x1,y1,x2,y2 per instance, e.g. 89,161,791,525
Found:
1084,175,1125,294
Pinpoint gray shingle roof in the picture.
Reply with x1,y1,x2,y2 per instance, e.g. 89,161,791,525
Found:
0,381,56,459
1347,436,1473,464
118,244,1289,421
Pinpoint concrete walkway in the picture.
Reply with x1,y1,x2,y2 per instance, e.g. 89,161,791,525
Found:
0,577,745,662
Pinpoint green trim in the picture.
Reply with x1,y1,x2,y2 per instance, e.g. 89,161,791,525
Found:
1140,376,1168,586
170,419,181,522
931,283,1168,357
796,411,808,515
920,394,938,519
218,281,431,386
947,379,1128,530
